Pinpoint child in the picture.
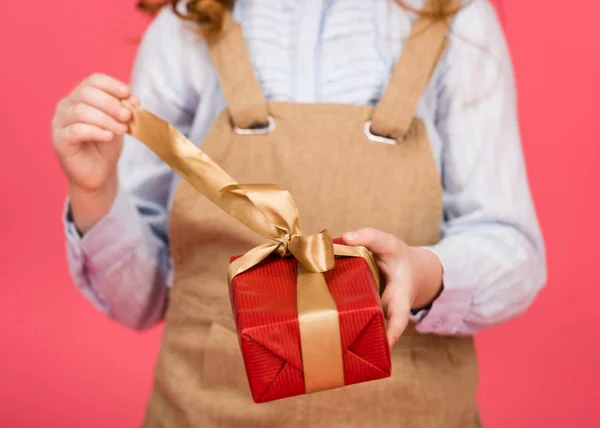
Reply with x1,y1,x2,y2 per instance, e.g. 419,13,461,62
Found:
52,0,546,426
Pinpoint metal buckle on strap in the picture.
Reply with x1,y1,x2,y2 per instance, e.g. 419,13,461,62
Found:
364,121,404,145
233,115,275,136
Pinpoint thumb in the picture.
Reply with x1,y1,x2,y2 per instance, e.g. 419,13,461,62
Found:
343,228,401,257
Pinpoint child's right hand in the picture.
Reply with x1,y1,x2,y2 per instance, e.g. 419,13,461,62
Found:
52,73,139,233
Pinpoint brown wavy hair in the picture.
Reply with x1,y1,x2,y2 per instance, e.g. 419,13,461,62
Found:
137,0,462,39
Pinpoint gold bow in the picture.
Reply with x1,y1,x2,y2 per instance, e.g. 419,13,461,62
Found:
125,104,380,394
222,183,336,283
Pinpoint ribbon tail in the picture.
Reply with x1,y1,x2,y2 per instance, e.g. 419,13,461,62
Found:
125,104,286,242
125,103,235,200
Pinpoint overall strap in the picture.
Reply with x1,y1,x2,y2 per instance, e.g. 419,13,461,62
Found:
206,11,270,130
369,0,459,141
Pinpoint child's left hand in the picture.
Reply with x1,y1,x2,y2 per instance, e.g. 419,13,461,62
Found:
342,228,444,349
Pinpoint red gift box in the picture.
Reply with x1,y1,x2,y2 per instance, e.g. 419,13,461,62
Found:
230,239,391,403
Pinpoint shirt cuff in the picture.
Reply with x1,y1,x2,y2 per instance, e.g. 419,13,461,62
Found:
64,185,145,272
64,201,84,259
410,240,477,335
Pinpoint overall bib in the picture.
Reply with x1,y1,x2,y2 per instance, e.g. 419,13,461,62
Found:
143,4,481,427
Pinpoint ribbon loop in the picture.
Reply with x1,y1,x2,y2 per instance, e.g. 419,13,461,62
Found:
288,231,335,273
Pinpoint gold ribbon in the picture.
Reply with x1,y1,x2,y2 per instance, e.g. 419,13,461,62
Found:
125,104,380,393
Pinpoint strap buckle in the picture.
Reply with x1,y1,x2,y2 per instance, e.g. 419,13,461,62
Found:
234,115,275,136
364,121,404,145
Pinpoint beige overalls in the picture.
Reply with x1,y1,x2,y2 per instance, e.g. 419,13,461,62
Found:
142,3,481,427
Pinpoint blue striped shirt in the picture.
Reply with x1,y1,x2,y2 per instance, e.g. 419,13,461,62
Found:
64,0,547,334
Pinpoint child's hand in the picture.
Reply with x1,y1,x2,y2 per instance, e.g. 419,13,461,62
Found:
52,73,138,192
342,228,443,349
52,73,139,233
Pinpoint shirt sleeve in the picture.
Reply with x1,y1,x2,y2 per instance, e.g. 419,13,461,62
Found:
63,8,197,330
412,0,547,335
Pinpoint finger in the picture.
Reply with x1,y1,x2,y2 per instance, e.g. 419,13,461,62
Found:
342,228,400,257
386,313,409,349
58,123,114,148
128,94,141,107
76,85,132,123
84,73,130,99
69,103,128,135
380,284,396,317
385,300,410,349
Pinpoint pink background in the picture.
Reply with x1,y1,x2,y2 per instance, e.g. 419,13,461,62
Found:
1,1,599,427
